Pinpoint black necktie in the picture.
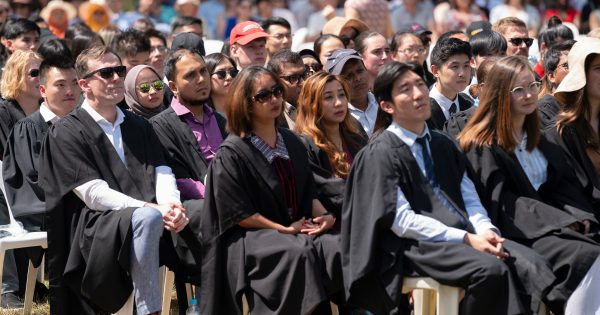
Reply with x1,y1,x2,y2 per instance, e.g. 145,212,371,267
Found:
415,136,438,188
449,102,457,115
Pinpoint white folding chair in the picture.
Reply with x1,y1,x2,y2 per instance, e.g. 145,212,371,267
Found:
402,277,461,315
113,265,175,315
0,160,48,315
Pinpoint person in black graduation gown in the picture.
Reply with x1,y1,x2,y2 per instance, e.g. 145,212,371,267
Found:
343,61,555,315
293,72,367,227
458,56,600,314
150,49,227,288
427,38,474,131
546,38,600,212
40,46,189,315
0,49,44,307
200,66,341,315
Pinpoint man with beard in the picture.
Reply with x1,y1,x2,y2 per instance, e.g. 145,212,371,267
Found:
40,45,189,315
326,49,378,137
150,48,226,296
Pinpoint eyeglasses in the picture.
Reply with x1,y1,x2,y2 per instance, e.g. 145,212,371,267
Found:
212,68,239,80
151,46,168,54
397,47,426,56
83,66,126,80
137,79,164,93
252,84,284,103
280,72,307,85
510,81,541,98
509,37,534,48
305,63,322,73
28,69,39,77
557,62,569,71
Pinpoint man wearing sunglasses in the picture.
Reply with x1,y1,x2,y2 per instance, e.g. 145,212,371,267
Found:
266,49,306,129
150,48,227,295
492,17,532,58
39,45,189,315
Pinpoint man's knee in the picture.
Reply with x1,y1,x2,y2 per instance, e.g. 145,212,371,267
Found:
473,254,510,287
132,207,163,233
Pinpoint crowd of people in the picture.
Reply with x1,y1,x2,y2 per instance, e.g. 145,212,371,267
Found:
0,0,599,315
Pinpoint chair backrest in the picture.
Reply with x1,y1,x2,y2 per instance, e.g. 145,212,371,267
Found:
0,160,27,236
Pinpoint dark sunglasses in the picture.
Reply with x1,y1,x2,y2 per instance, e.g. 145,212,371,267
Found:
305,63,322,73
212,68,238,80
280,72,307,85
83,66,126,80
509,37,533,47
137,79,164,93
252,84,284,103
28,68,39,77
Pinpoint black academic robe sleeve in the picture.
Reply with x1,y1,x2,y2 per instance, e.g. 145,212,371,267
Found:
2,112,47,228
538,94,561,130
442,106,476,140
465,145,578,240
0,99,26,157
341,135,405,314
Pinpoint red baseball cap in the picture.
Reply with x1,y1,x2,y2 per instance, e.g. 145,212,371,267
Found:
229,21,270,46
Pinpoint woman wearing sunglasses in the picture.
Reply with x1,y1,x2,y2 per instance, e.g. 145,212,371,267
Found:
0,50,42,153
124,64,166,119
200,66,342,314
204,52,237,116
459,56,600,314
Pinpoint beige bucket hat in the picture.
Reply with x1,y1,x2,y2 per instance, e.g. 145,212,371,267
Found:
40,0,77,23
322,17,369,37
555,37,600,99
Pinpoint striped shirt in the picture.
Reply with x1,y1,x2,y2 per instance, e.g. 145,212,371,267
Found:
250,132,290,163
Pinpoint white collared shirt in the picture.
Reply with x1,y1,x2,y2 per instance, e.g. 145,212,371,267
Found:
39,103,60,124
429,84,458,120
72,100,180,211
514,132,548,191
387,122,498,242
348,92,378,136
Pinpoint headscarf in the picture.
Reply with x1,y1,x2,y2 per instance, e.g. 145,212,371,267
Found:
78,2,110,33
124,65,166,119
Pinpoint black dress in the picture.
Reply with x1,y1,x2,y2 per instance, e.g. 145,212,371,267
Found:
40,107,180,314
464,134,600,314
342,130,549,315
0,98,26,225
200,128,343,315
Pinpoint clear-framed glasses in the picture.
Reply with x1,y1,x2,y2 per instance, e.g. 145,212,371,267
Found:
510,81,541,98
397,47,426,56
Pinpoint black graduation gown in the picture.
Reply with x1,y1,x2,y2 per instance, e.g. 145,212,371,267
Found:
2,110,47,229
150,106,227,284
0,98,26,225
200,128,343,315
465,136,600,314
426,93,473,131
538,94,562,130
40,107,178,314
443,106,476,140
342,130,544,315
298,132,366,221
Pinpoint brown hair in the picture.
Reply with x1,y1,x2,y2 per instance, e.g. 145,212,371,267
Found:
75,45,121,78
468,56,500,98
556,54,600,149
294,72,362,178
492,17,527,35
226,65,285,137
459,56,540,152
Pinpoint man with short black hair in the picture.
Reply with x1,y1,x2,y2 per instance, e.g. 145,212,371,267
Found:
41,45,188,315
428,37,473,130
266,49,305,129
229,21,269,69
261,17,292,62
111,28,151,72
0,18,40,54
469,30,507,70
170,16,203,40
326,48,377,136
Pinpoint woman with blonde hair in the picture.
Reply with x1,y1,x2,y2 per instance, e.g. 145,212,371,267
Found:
294,71,366,226
0,50,42,153
459,55,600,314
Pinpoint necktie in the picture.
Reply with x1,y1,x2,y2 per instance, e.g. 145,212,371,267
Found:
415,136,438,188
449,102,457,115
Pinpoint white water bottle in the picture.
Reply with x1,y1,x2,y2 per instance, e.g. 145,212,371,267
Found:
186,298,200,315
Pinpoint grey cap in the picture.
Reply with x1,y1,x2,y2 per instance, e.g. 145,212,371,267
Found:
171,32,206,56
326,49,362,75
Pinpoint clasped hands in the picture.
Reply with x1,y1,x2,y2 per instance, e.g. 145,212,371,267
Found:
464,229,509,260
145,202,189,233
280,214,336,236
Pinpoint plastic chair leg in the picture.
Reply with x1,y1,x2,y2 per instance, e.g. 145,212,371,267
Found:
161,268,174,315
436,285,460,315
23,260,38,315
